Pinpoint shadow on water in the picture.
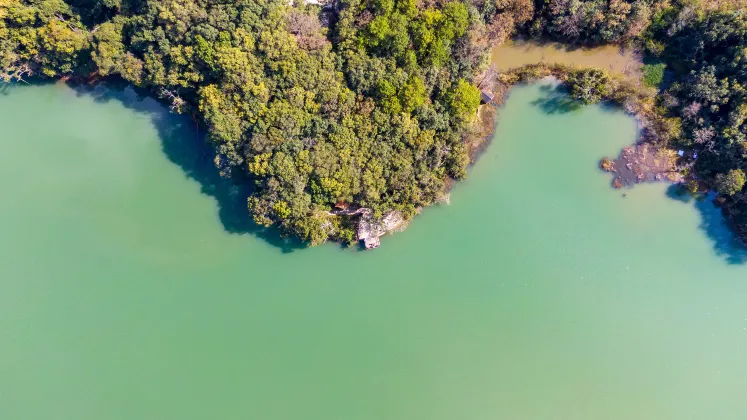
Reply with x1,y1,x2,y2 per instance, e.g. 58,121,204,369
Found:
531,83,583,114
70,81,304,253
666,184,747,264
509,36,592,52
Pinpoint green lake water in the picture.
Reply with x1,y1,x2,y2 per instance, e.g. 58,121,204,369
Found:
2,80,747,420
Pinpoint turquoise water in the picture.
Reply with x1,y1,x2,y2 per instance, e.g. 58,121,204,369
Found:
1,80,747,419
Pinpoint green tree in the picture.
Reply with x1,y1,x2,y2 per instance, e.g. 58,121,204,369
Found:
377,79,402,114
566,68,611,104
400,75,426,113
91,19,125,76
448,79,481,122
715,169,746,196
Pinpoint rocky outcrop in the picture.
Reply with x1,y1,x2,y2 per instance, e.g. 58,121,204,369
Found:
357,210,407,249
602,143,682,188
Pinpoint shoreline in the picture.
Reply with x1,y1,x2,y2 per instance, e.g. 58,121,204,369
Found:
7,46,698,250
466,61,747,250
474,62,682,185
74,60,690,250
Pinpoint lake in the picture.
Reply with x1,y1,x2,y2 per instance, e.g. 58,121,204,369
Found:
1,80,746,420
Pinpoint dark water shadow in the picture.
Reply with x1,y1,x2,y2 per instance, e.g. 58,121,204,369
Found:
69,80,304,253
664,183,694,204
509,36,587,52
598,101,625,113
531,83,583,114
665,184,747,265
0,77,57,95
509,35,631,51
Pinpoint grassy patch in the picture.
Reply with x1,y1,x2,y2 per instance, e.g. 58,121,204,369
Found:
642,63,667,88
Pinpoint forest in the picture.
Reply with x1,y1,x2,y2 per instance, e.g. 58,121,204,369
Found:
2,0,747,246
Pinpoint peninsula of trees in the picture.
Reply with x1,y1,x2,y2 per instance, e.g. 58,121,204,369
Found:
3,0,747,246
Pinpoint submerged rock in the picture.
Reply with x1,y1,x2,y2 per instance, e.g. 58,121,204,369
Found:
600,157,615,172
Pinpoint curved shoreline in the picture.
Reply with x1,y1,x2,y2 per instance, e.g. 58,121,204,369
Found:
471,60,746,248
468,63,678,175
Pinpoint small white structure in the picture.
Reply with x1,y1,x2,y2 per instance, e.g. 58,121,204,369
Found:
678,150,685,157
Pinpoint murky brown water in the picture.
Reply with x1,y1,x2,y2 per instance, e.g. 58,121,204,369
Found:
492,39,642,80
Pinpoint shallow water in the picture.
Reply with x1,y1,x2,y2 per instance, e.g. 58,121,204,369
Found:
492,39,641,80
1,81,746,420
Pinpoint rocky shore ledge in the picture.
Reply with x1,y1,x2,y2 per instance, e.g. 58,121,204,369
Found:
325,207,408,250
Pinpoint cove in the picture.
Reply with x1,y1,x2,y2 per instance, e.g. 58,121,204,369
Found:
2,80,747,419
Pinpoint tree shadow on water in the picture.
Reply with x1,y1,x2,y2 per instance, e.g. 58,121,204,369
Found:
509,36,588,52
0,83,12,96
71,81,304,253
666,184,747,265
531,83,583,114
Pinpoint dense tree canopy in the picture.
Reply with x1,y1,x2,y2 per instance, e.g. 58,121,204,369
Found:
641,1,747,238
529,0,656,45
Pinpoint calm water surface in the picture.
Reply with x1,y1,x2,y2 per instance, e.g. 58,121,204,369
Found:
492,39,642,80
2,81,747,420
